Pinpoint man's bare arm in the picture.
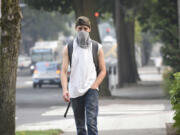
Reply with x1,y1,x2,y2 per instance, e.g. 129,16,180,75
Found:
61,46,70,102
91,47,106,89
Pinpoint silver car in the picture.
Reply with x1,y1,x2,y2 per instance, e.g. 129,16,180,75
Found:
32,61,61,88
18,55,31,70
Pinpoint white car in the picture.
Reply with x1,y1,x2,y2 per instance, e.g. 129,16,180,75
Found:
32,61,61,88
18,55,31,69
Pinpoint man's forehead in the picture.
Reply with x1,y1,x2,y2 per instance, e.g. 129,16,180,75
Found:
77,25,89,28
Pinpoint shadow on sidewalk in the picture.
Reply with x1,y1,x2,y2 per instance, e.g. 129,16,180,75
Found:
63,128,166,135
108,66,168,100
110,80,167,100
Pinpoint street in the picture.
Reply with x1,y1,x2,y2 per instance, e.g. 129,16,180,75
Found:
16,67,174,135
16,75,66,126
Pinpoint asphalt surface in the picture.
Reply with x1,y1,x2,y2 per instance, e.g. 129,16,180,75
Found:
16,75,66,126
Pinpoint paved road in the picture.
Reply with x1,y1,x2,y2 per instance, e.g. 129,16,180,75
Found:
16,75,66,127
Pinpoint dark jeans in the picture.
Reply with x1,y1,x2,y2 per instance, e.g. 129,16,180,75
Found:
71,89,99,135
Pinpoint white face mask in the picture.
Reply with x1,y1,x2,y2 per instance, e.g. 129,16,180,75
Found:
77,30,91,48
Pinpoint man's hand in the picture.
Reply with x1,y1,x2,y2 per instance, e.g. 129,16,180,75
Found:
91,83,98,90
63,90,70,102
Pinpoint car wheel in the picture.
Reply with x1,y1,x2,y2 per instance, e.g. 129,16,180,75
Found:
58,83,62,88
33,83,37,88
39,84,42,88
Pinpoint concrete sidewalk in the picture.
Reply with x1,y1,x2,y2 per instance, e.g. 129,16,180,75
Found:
16,66,174,135
111,81,165,99
62,99,173,135
63,129,166,135
62,66,173,135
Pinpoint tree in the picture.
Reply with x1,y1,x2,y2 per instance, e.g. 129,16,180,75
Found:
115,0,143,87
24,0,101,42
138,0,180,72
21,6,73,55
0,0,22,135
98,0,148,87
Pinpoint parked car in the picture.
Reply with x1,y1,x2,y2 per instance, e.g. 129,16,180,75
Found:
18,55,31,70
32,61,61,88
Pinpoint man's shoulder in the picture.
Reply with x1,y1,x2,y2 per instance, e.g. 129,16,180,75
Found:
67,40,74,46
92,40,99,45
91,40,102,48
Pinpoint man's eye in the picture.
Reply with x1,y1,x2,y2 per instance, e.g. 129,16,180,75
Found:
84,28,87,31
79,28,82,31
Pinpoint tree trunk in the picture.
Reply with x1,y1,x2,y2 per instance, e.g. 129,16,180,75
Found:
115,0,124,87
126,18,140,82
99,72,111,97
0,0,22,135
72,0,111,96
115,0,140,87
178,0,180,48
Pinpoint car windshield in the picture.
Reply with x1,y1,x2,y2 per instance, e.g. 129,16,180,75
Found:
36,63,58,72
32,53,53,62
18,56,30,62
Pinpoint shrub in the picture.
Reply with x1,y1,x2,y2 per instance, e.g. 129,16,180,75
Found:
169,72,180,133
162,67,174,97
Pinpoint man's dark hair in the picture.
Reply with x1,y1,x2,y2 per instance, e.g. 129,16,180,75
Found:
75,16,91,28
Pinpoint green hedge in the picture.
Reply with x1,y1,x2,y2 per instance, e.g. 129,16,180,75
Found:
170,72,180,133
162,67,174,97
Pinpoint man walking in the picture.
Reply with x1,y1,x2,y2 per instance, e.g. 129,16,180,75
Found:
61,16,106,135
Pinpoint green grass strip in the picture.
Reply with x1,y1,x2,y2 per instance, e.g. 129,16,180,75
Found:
16,129,63,135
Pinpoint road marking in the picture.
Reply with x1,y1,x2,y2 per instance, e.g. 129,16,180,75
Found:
25,81,32,85
16,81,32,88
41,104,167,116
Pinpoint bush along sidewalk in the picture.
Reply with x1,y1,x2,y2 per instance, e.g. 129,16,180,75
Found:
169,72,180,134
162,67,174,97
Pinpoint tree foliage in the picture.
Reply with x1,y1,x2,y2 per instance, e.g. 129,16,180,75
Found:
23,0,101,41
23,0,73,14
22,7,72,39
138,0,180,72
21,6,74,54
170,72,180,133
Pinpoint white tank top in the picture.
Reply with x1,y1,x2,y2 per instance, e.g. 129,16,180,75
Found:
68,39,102,98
